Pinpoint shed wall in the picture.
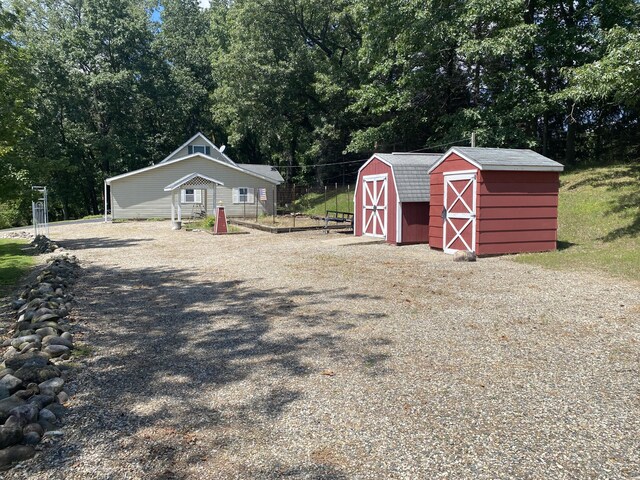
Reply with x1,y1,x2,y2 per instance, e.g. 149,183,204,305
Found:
354,158,397,244
476,170,559,255
110,157,277,219
429,153,560,255
400,202,430,244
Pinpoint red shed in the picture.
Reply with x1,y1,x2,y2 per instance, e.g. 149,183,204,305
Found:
428,147,564,255
354,153,440,245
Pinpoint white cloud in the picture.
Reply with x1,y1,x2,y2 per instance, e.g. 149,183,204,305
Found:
199,0,210,8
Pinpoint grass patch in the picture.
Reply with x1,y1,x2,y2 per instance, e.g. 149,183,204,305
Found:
80,214,103,220
295,189,354,216
72,343,94,358
0,239,35,297
515,164,640,281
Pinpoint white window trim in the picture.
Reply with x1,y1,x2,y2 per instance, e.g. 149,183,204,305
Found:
232,187,255,204
191,144,207,154
181,188,203,204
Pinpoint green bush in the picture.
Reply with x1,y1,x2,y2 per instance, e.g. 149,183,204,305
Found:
203,215,216,229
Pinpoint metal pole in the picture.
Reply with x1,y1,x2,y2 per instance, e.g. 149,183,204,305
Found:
335,183,338,212
324,185,327,215
347,185,350,213
292,184,296,228
256,188,259,222
272,187,276,224
471,132,476,148
243,196,246,219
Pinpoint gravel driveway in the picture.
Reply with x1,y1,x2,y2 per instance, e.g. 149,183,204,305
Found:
3,221,639,479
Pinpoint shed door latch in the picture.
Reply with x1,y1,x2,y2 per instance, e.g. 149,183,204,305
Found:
441,208,447,220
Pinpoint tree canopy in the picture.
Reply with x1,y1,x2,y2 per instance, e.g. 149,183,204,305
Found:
0,0,638,225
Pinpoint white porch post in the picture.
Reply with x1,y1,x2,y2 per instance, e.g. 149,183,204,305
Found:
103,181,108,223
213,185,217,211
177,196,182,222
171,191,176,223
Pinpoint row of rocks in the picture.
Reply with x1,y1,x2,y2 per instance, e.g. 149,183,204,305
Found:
0,231,32,240
0,251,80,470
31,235,62,254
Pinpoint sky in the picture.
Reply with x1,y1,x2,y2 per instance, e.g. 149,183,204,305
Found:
151,1,209,22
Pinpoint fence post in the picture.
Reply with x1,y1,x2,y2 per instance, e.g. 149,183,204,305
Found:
272,187,276,224
335,183,338,212
292,184,296,228
324,186,327,216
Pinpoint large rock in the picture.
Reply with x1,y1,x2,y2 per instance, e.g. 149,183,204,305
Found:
0,425,23,449
32,313,59,323
37,408,57,425
44,337,73,349
0,369,14,380
13,365,60,384
9,335,40,350
43,345,69,357
453,250,477,262
38,377,64,396
4,352,49,371
0,387,10,401
0,445,36,470
0,375,22,393
0,396,25,423
28,394,55,409
35,327,57,338
8,403,39,426
22,431,41,445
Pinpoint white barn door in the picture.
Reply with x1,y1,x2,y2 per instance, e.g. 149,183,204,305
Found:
362,174,388,238
443,172,477,253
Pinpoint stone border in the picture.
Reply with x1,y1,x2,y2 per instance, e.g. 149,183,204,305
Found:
0,236,80,470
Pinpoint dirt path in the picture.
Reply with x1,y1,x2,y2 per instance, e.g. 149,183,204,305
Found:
5,221,639,479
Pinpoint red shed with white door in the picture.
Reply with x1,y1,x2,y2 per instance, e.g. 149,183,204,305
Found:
354,153,440,245
428,147,564,256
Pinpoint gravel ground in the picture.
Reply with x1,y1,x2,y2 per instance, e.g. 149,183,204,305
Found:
2,221,639,479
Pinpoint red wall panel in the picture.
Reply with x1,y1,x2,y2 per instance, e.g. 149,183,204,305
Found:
400,202,430,244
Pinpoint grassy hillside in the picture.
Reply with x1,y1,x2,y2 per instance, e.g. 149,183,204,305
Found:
0,239,35,297
516,164,640,282
295,189,355,216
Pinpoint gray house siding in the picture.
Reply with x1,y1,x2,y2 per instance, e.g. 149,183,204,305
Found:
110,157,278,219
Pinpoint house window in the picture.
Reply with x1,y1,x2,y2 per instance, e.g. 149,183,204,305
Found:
188,145,211,155
232,187,254,204
181,188,202,204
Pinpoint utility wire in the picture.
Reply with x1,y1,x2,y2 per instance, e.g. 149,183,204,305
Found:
407,138,469,153
273,138,469,170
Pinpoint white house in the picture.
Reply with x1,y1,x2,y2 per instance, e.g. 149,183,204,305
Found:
104,133,284,220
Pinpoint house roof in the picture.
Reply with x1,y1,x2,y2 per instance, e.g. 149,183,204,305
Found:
370,153,442,202
160,132,236,166
237,164,285,184
428,147,564,173
105,153,283,185
163,173,224,192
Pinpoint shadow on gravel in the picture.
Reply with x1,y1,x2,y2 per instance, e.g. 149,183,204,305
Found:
25,263,388,478
58,237,154,250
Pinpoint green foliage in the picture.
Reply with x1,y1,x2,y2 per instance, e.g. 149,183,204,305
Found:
0,239,34,296
0,0,638,230
516,164,640,281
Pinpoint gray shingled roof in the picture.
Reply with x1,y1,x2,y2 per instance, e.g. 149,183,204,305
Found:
375,153,441,202
440,147,564,171
238,164,285,184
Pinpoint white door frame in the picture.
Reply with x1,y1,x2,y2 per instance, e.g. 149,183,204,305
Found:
362,174,388,239
443,171,477,254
